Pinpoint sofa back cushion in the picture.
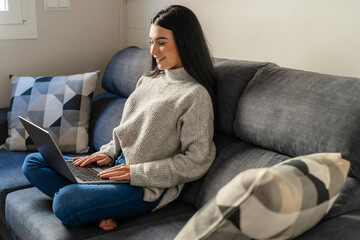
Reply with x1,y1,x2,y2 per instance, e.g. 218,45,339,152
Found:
195,139,289,209
89,93,127,151
234,66,360,179
214,59,276,136
0,108,8,145
102,47,152,97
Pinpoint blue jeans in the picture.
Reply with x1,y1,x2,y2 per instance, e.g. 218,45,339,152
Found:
22,152,162,227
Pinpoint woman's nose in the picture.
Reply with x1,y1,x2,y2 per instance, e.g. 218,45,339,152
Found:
150,44,158,55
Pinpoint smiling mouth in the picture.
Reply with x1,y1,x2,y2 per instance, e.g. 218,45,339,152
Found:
157,57,166,63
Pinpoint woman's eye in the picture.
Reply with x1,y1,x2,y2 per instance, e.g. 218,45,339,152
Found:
149,41,166,46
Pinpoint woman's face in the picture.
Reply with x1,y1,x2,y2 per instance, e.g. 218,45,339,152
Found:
149,24,182,70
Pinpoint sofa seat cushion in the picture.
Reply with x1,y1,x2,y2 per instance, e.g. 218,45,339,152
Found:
86,202,195,240
0,150,31,221
195,140,290,209
5,187,195,240
6,187,105,240
294,209,360,240
325,176,360,219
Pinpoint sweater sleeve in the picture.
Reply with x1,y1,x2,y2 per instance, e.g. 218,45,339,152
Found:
129,89,216,188
93,139,118,162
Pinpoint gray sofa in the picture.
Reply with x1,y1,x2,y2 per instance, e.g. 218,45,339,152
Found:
1,46,360,240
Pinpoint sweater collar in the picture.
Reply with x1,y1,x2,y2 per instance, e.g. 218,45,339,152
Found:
164,68,193,82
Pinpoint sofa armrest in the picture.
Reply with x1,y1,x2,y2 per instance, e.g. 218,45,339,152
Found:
0,108,8,145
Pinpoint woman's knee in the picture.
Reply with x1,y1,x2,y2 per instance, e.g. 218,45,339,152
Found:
22,152,44,176
53,185,85,227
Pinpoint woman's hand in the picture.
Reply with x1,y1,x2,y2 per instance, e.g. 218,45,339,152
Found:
97,164,131,181
72,153,112,167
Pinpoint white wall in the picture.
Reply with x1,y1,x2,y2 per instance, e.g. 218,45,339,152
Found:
0,0,122,108
1,0,359,108
124,0,360,78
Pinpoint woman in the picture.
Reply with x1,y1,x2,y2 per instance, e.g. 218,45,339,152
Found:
23,5,217,231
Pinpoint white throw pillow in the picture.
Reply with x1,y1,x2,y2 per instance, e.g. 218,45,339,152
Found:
175,153,350,240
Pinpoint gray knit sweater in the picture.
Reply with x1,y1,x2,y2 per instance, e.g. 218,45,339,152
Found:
96,67,216,209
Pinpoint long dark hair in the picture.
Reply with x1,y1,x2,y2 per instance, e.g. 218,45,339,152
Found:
149,5,217,112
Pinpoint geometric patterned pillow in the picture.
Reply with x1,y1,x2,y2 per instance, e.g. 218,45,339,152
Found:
4,71,99,153
175,153,350,240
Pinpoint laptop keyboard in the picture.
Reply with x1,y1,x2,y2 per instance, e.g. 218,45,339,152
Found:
65,161,107,182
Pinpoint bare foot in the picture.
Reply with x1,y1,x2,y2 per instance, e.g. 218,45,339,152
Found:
99,219,117,231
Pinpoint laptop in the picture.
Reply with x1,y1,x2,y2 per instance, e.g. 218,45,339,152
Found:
19,116,128,184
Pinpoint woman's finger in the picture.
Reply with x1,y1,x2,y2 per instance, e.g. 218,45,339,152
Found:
99,164,129,174
98,171,130,181
74,155,96,166
73,157,87,166
96,159,106,166
96,156,112,166
75,154,111,167
109,173,131,181
80,156,99,166
98,170,127,178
